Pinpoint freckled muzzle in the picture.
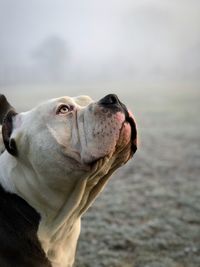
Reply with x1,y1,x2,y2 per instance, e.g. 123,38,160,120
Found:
98,94,137,156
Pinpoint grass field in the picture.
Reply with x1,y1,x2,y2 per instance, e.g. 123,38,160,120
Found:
2,84,200,267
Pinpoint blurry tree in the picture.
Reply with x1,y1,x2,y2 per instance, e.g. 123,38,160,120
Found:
32,36,69,82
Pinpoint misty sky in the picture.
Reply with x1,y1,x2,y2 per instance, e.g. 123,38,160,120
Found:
0,0,200,85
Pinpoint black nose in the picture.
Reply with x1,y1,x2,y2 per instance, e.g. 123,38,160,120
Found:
98,94,120,106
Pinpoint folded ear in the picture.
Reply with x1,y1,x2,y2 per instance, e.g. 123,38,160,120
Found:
0,95,18,156
2,110,18,157
0,94,14,125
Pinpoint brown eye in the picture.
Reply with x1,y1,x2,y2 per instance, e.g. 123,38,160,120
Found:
57,105,70,114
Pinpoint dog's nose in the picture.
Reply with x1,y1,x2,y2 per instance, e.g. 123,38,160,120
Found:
98,94,120,106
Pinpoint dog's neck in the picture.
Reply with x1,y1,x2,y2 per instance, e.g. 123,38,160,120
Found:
0,151,84,267
0,151,114,267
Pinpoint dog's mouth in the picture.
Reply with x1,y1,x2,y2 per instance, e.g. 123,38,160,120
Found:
122,107,137,156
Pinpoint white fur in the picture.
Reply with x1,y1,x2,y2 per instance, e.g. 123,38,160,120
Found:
0,95,132,267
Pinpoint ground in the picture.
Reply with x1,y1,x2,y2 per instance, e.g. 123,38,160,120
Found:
74,86,200,267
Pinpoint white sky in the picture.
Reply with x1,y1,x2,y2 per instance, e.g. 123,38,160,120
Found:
0,0,200,84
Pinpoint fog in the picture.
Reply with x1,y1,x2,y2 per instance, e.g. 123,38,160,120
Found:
0,0,200,87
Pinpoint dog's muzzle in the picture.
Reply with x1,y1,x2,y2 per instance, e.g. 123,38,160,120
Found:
98,94,137,155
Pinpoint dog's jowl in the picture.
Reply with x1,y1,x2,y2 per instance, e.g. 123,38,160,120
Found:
0,94,137,267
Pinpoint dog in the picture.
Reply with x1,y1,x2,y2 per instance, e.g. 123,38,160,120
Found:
0,93,137,267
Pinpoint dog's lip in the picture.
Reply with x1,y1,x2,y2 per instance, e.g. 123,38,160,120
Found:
119,101,137,155
125,113,137,155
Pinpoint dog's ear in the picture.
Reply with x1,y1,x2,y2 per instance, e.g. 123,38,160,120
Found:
0,95,18,156
0,94,14,124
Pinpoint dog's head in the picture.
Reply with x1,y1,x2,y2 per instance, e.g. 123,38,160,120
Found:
1,94,136,171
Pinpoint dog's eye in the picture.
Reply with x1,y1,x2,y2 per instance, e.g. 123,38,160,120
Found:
57,105,70,114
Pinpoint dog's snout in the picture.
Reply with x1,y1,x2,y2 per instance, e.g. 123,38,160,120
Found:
98,94,120,106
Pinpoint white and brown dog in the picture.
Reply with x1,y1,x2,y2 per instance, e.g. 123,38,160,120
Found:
0,93,137,267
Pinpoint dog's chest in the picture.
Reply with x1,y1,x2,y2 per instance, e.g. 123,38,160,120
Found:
0,184,52,267
38,219,81,267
